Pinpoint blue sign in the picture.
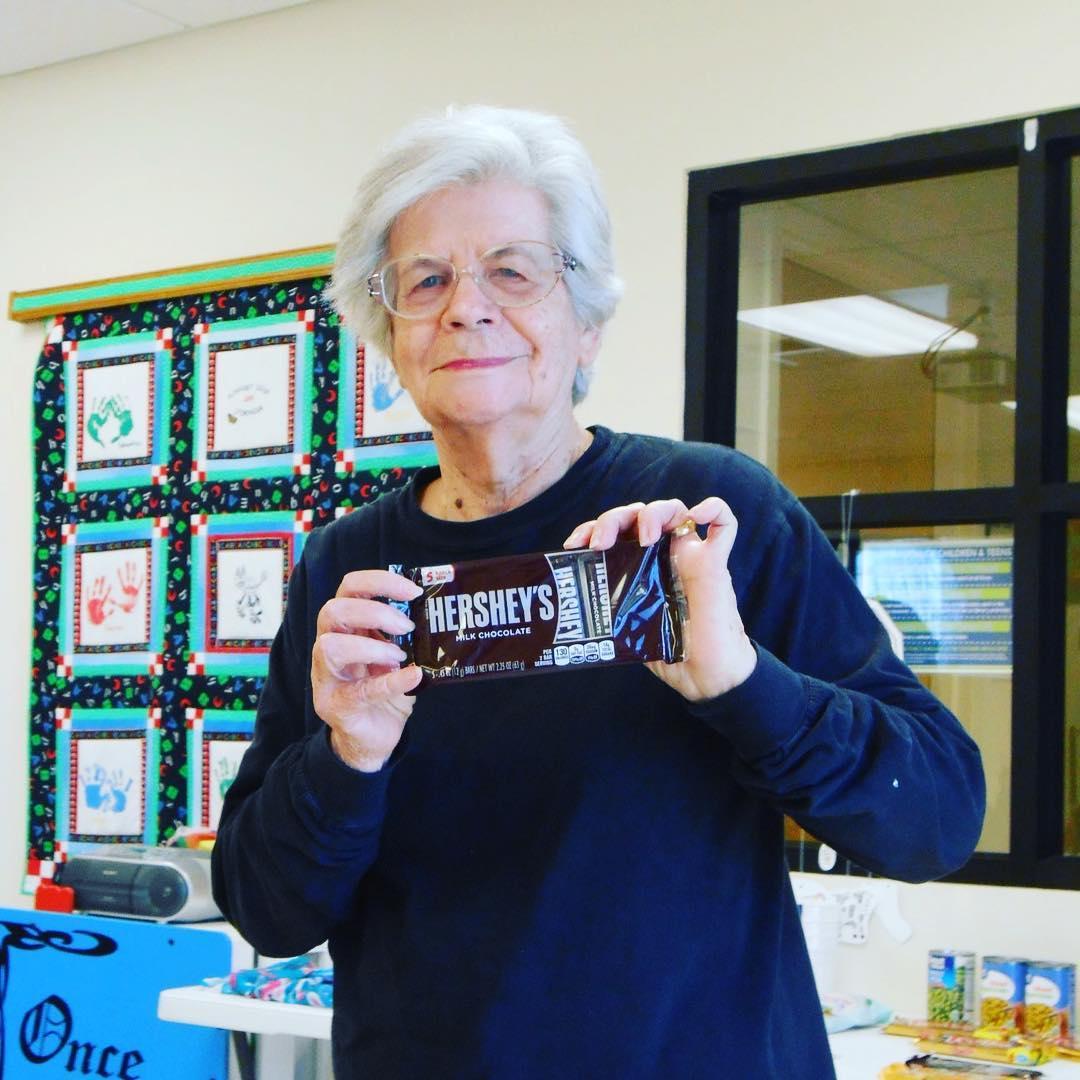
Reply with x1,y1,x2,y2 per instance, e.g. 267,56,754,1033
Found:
0,909,229,1079
856,538,1013,671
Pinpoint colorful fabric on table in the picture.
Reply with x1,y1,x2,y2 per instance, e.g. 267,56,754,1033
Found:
204,954,334,1008
821,991,893,1033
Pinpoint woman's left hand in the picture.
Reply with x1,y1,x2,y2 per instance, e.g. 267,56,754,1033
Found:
564,497,757,702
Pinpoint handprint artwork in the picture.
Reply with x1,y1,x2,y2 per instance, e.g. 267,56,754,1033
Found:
360,344,427,440
81,763,133,813
84,560,144,626
115,560,143,612
215,754,239,800
85,395,135,448
370,353,406,412
85,575,113,626
79,360,151,463
78,547,149,647
208,744,246,829
74,740,143,837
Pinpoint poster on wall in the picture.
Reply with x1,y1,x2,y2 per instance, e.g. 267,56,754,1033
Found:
16,248,437,892
855,537,1013,673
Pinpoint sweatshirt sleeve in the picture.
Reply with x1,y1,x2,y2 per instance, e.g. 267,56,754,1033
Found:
211,529,402,957
689,478,986,883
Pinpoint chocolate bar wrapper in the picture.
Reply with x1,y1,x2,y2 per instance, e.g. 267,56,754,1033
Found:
391,535,686,686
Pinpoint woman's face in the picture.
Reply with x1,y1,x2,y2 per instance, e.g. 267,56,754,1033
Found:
385,178,600,437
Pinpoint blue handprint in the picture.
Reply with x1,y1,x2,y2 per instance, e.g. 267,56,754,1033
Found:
81,764,133,814
371,360,405,412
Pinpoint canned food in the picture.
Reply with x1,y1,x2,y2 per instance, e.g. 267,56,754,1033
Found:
980,956,1027,1030
929,949,977,1024
1024,960,1076,1041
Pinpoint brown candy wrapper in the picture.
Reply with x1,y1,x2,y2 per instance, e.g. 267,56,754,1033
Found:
390,535,687,686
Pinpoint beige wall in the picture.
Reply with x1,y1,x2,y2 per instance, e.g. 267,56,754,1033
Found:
2,0,1079,999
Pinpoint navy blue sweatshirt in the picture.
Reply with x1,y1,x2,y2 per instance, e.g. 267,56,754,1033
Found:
212,427,985,1079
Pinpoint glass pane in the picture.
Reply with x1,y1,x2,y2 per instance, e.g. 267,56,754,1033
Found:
1070,161,1080,481
1067,520,1080,855
737,169,1018,498
853,523,1014,854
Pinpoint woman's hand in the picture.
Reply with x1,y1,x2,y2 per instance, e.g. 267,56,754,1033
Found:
311,569,424,772
564,497,757,702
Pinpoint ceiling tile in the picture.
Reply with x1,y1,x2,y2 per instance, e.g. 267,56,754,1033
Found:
0,0,318,77
0,0,181,76
123,0,316,29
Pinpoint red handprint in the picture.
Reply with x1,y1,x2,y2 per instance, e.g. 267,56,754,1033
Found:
115,560,144,614
86,576,114,625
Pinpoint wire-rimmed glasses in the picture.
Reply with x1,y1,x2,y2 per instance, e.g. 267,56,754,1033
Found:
367,240,577,319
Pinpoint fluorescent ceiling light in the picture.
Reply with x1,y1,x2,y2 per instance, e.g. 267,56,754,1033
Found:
737,295,979,358
1001,396,1080,432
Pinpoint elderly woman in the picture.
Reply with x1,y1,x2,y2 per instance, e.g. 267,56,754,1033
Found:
212,106,984,1079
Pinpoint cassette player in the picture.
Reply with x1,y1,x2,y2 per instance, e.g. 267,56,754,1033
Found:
55,845,220,922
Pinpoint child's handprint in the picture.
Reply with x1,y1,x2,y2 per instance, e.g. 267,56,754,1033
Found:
214,755,239,801
111,396,134,440
108,771,133,813
81,764,133,813
86,397,109,446
115,560,144,613
85,395,135,448
82,764,107,809
86,576,114,625
371,359,405,412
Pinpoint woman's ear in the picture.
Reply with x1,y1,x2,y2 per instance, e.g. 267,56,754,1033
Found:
572,326,602,403
578,325,602,372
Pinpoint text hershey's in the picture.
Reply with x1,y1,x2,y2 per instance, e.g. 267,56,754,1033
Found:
425,585,556,634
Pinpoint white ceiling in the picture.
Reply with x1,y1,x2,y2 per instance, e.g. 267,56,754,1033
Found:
0,0,318,77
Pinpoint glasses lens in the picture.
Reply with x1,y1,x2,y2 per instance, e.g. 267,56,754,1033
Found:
377,243,565,317
382,256,456,317
479,242,560,307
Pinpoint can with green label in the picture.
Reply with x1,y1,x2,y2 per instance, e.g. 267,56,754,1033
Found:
928,949,976,1024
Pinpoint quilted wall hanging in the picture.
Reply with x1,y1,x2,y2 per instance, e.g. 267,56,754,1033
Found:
12,247,437,892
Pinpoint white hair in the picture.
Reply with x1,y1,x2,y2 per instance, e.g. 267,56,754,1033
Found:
326,105,622,404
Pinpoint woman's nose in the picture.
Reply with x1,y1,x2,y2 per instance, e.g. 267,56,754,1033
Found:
440,269,498,328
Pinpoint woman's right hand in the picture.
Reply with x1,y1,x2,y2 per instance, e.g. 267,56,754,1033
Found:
311,569,424,772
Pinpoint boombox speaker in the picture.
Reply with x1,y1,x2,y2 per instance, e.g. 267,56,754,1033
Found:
55,845,221,922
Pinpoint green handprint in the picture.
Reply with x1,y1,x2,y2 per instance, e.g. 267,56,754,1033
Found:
85,395,135,447
214,755,239,801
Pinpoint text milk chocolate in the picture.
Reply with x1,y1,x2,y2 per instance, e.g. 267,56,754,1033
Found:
393,536,687,685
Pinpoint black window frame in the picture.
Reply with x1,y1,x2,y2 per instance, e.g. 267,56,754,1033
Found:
685,107,1080,890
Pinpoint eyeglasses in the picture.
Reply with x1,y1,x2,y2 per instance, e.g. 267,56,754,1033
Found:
367,240,577,319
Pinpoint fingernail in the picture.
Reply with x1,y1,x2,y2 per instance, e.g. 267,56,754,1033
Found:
672,518,697,538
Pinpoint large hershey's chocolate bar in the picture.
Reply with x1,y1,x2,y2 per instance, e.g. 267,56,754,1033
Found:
394,536,686,686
